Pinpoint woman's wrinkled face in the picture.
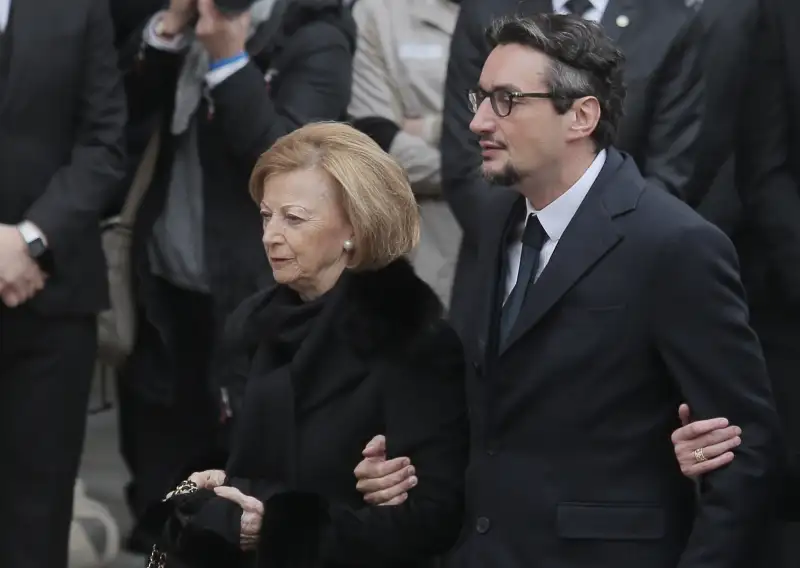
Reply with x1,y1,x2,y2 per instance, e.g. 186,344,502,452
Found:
260,168,354,301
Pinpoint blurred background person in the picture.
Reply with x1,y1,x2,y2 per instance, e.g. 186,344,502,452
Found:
683,0,754,237
440,0,704,332
348,0,461,307
0,0,127,566
115,0,355,553
736,0,800,564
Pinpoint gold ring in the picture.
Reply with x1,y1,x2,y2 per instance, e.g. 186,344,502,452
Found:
693,447,707,463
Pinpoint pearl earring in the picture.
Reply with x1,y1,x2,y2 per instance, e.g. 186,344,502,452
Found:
343,240,354,252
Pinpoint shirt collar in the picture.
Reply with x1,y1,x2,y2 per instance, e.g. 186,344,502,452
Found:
526,149,607,242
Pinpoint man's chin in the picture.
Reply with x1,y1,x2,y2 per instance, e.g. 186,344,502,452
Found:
482,166,518,187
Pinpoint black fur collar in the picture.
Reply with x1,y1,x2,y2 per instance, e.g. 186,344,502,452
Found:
226,258,444,356
342,258,444,355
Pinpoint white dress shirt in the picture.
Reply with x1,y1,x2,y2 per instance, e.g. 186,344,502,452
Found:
504,150,607,300
0,0,10,33
552,0,609,22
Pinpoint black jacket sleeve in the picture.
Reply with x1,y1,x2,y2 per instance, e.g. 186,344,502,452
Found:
262,322,469,566
639,12,704,199
24,0,127,252
736,0,800,305
651,221,783,567
440,0,503,243
209,19,353,166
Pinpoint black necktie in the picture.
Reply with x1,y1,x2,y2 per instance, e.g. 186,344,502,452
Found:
564,0,594,16
500,215,547,346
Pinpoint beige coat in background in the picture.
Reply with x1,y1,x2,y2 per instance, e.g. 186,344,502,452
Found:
349,0,462,306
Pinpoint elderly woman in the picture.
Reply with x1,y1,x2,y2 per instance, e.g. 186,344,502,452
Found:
148,122,469,568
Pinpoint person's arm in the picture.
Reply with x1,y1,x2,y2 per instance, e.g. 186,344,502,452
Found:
440,0,507,241
639,12,704,199
651,221,783,567
348,1,441,194
262,322,468,565
736,0,800,305
23,0,126,257
209,20,353,167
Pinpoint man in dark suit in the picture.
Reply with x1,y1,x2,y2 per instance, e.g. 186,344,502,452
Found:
354,13,781,568
685,0,757,236
442,0,703,331
0,0,126,566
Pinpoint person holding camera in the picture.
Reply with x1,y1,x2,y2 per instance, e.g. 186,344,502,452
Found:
116,0,355,553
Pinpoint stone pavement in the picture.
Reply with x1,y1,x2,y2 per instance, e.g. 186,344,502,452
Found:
78,373,144,568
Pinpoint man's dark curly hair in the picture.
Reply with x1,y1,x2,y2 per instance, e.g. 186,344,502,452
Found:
486,13,626,150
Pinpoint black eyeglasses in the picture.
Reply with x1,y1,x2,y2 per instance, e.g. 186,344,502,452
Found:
468,88,576,117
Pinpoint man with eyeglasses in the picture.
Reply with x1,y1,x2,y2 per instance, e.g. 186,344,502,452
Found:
352,13,781,568
441,0,703,336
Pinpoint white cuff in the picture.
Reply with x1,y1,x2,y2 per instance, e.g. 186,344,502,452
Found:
144,12,190,52
18,221,47,248
205,57,250,89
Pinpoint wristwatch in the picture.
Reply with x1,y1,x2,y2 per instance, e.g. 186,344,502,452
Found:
17,221,48,259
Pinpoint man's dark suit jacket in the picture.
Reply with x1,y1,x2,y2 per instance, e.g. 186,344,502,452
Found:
0,0,126,315
448,148,782,568
735,0,800,519
441,0,703,330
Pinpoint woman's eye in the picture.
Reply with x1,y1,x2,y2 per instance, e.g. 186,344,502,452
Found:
286,214,304,223
260,212,272,222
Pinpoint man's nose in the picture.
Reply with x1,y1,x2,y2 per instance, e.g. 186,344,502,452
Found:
469,98,495,136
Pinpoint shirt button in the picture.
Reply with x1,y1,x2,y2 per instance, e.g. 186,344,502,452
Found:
476,516,491,534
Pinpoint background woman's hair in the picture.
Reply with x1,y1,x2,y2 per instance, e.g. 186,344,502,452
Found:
249,121,420,270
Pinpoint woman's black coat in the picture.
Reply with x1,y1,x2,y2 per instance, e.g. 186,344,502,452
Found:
163,259,470,567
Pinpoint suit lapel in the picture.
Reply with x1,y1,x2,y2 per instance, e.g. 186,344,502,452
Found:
600,0,638,45
517,0,557,17
2,0,39,117
472,191,521,367
500,150,639,354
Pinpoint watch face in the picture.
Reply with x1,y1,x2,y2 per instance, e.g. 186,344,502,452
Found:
28,238,46,258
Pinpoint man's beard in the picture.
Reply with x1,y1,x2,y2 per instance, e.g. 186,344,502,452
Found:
483,162,522,187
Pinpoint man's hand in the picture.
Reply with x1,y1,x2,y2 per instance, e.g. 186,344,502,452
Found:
188,469,227,490
196,0,250,61
0,225,46,308
354,435,417,506
671,403,741,478
214,486,264,551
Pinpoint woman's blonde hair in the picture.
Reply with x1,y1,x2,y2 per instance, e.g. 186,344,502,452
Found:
249,122,420,270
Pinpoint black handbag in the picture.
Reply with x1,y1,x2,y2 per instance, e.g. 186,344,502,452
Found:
144,480,243,568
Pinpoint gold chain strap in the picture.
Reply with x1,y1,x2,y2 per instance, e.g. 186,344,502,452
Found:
146,479,200,567
146,545,167,568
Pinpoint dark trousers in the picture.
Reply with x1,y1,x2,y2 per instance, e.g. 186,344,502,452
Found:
751,307,800,568
0,304,97,568
117,277,219,537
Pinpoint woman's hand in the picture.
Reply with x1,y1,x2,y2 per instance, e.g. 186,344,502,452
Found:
188,469,227,490
214,486,264,551
671,403,741,478
353,435,417,506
